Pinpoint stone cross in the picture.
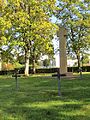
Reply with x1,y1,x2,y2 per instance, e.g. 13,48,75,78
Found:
12,69,20,90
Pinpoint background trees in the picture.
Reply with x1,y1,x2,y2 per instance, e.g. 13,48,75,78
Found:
0,0,58,75
56,0,90,69
1,0,89,74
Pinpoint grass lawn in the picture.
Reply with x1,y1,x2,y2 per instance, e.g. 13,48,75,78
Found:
0,73,90,120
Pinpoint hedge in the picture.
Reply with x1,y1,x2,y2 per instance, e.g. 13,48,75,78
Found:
67,66,90,72
0,66,90,75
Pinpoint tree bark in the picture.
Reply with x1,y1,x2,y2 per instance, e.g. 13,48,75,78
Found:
32,59,36,74
77,53,80,71
25,49,30,76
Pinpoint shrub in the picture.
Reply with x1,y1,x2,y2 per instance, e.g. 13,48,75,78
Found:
2,62,14,70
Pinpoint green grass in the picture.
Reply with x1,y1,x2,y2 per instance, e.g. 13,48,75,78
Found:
0,73,90,120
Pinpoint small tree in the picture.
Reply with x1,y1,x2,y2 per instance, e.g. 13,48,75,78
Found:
43,59,50,68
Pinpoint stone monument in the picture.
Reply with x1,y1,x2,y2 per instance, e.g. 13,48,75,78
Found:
57,26,67,75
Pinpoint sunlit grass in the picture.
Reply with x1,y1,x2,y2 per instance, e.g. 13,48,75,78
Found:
0,73,90,120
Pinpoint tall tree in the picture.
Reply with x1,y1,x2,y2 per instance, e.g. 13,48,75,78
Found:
0,0,12,70
56,0,90,69
1,0,58,76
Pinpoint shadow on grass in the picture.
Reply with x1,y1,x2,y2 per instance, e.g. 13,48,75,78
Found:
3,101,90,120
0,74,90,120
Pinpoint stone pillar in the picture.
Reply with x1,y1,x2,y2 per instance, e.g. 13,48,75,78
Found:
57,26,67,75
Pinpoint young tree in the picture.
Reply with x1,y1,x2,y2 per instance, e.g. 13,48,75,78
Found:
43,59,50,68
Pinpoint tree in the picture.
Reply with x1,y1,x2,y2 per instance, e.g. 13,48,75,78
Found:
29,36,55,73
82,53,90,66
43,59,50,68
1,0,58,76
56,0,90,69
0,0,12,70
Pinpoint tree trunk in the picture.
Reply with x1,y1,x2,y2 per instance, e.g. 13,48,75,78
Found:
32,47,36,74
77,54,80,71
32,59,36,74
25,49,30,76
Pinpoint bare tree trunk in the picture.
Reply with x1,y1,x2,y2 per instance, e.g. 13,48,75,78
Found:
32,59,36,74
25,49,30,76
77,53,80,71
32,47,36,74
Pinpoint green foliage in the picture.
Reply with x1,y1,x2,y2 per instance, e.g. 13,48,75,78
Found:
0,0,58,75
2,62,14,70
56,0,90,68
82,54,90,64
2,0,57,52
43,59,50,67
13,62,23,69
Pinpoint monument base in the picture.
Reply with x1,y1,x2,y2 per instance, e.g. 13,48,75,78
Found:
66,72,73,77
52,72,73,77
60,72,73,77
